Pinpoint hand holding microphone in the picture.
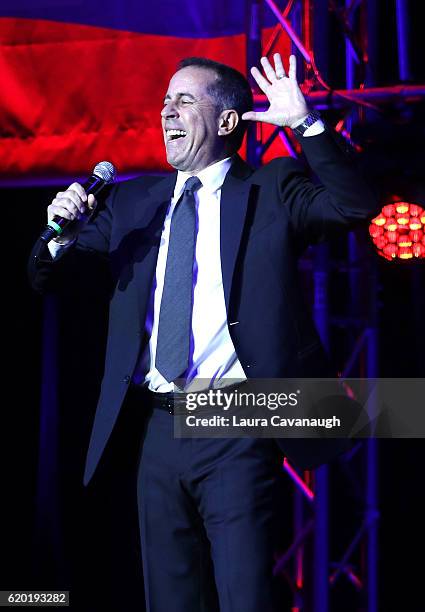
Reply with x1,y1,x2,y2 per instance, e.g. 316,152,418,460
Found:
40,161,116,245
47,182,96,245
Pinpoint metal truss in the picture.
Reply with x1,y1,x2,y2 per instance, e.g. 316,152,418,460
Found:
246,0,424,167
244,1,423,610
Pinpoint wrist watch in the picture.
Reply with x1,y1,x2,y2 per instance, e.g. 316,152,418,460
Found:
292,110,322,136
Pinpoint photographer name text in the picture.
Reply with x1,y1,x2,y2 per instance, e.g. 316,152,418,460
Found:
185,415,341,429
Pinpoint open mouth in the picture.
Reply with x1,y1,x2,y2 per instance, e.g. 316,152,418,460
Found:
166,129,187,142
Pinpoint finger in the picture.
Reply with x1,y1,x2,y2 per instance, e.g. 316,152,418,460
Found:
241,111,266,122
68,182,87,202
51,198,82,220
288,54,297,80
59,190,86,214
49,204,79,222
87,194,97,211
260,56,277,82
273,53,286,78
250,67,271,94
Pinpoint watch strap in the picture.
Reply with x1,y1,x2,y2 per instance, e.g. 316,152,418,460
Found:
292,110,322,136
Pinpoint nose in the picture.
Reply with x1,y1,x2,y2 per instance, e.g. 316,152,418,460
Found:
161,101,179,119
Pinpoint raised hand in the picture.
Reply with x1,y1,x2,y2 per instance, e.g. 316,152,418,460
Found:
242,53,310,129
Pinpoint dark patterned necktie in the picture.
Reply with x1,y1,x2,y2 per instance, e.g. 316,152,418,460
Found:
155,176,202,383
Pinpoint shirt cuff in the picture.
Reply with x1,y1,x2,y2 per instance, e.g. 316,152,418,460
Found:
47,238,75,259
302,119,325,137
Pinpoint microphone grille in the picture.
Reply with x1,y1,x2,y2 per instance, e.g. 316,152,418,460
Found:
92,161,116,183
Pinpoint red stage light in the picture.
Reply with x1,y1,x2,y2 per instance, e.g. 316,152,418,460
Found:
396,202,409,214
413,243,424,258
369,224,383,238
398,247,413,259
396,213,410,225
384,217,398,231
373,236,387,250
386,231,398,243
382,204,396,217
409,204,422,217
372,213,386,226
369,201,425,261
398,235,412,247
383,244,398,259
410,230,423,242
409,218,422,230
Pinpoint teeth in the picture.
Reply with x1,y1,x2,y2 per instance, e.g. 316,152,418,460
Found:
166,129,187,138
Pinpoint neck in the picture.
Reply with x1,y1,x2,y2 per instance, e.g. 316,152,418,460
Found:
182,152,235,176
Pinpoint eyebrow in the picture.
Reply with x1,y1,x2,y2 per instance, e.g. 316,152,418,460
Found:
163,92,197,103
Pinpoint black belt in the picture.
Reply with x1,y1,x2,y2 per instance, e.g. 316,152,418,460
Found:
129,381,247,415
129,385,184,414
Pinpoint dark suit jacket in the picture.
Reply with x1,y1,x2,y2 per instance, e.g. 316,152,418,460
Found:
29,128,377,484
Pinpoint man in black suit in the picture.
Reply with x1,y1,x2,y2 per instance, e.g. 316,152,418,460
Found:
30,54,376,611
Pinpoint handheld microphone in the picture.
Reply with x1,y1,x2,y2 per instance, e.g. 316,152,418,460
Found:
39,161,117,244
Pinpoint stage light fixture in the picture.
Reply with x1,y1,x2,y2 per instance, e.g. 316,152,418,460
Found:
370,201,425,261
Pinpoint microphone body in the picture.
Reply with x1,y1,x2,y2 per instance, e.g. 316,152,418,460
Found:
39,161,116,244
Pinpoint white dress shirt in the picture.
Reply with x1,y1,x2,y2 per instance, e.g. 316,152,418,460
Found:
133,156,247,392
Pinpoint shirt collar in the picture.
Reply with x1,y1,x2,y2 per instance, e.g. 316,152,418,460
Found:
173,156,233,200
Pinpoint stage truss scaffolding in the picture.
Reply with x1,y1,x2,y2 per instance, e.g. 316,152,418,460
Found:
245,1,424,610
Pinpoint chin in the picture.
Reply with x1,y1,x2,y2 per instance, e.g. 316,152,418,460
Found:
168,157,190,172
168,159,183,171
166,154,179,169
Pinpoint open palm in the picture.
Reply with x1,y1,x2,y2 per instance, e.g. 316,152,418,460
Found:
242,54,309,128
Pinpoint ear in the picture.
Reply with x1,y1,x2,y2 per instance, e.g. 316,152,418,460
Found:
217,109,239,137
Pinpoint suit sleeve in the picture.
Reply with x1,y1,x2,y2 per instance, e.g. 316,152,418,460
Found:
278,127,379,244
28,183,118,294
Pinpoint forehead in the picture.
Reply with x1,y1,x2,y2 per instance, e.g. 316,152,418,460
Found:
165,66,217,98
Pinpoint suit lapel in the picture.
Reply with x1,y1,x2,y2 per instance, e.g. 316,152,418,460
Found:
220,156,253,312
134,172,177,228
132,172,177,324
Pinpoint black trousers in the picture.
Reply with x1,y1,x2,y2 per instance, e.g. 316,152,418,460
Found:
133,388,282,612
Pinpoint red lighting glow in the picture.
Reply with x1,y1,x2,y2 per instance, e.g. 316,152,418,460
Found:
384,218,397,231
396,203,409,214
382,204,396,217
398,235,412,247
409,204,422,217
410,230,423,242
370,201,425,260
396,213,410,225
282,458,315,501
409,218,422,230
